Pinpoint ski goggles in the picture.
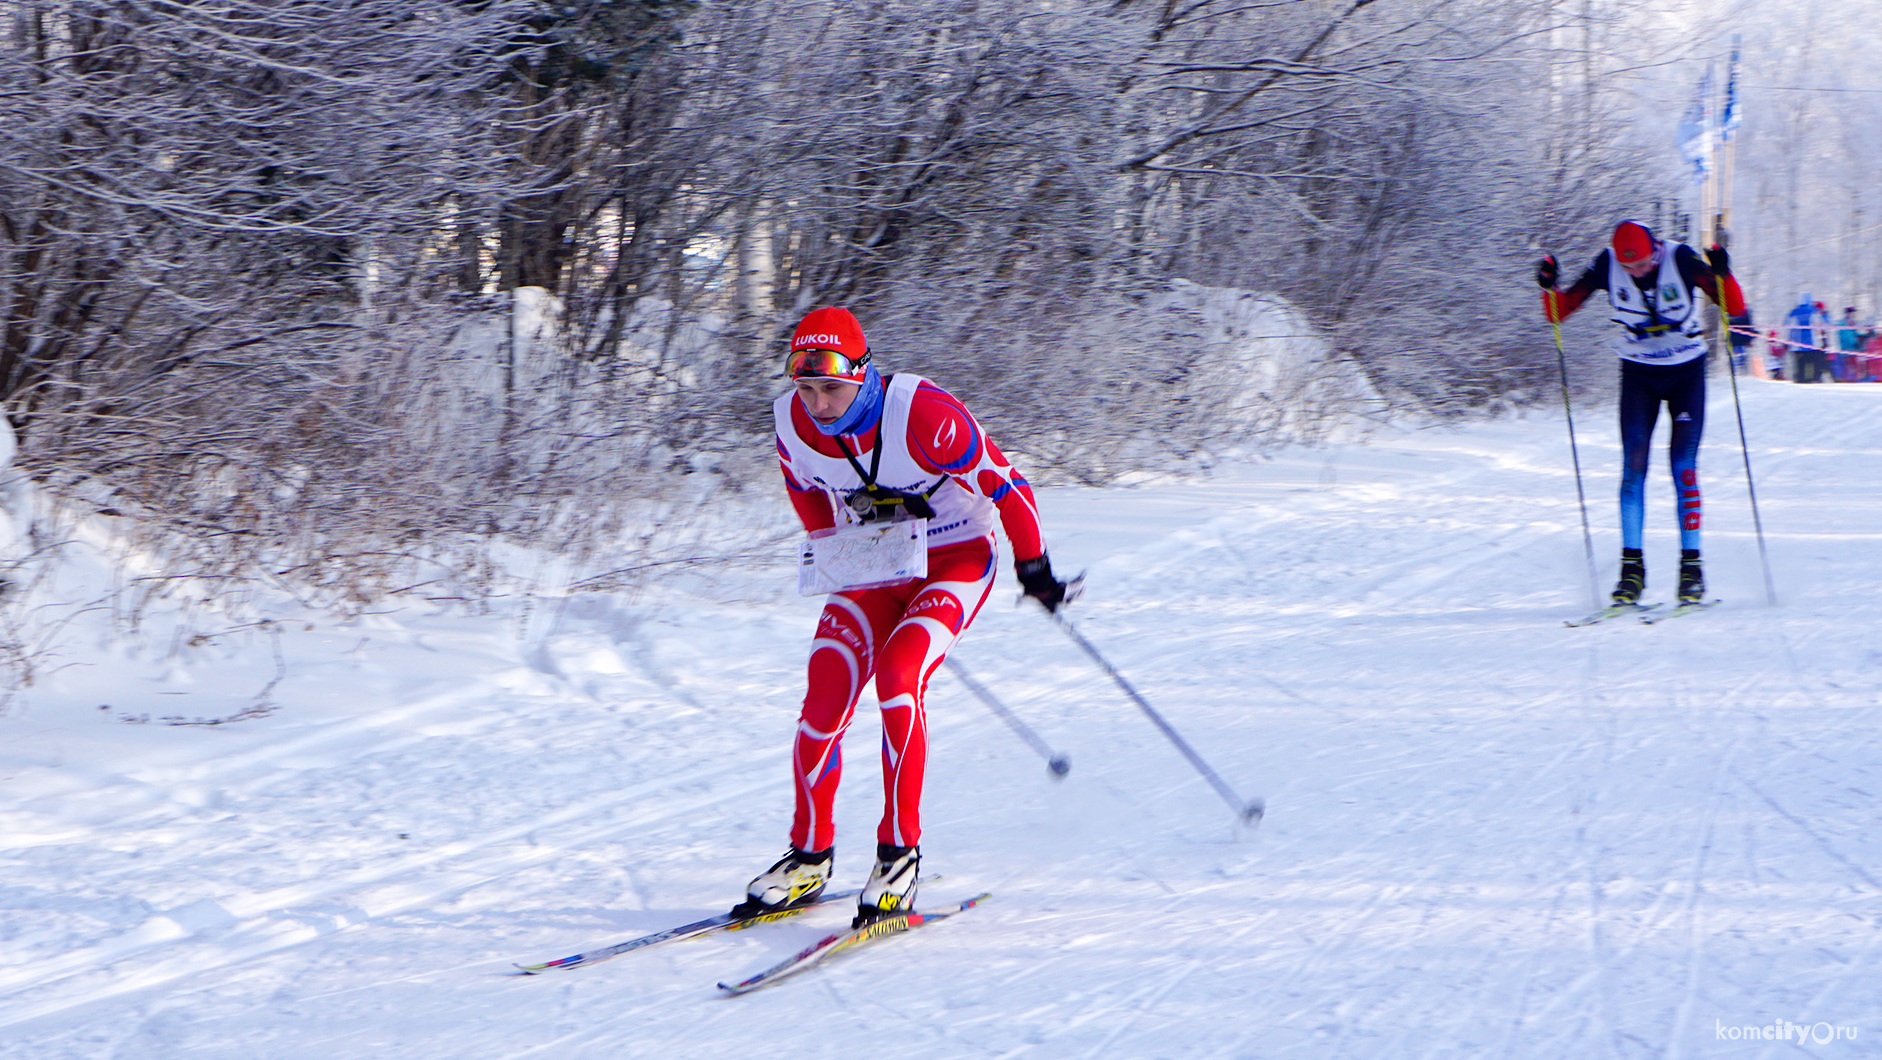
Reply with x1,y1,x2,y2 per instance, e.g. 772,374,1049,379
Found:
786,347,868,381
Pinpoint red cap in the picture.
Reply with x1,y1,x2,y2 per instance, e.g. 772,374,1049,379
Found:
1612,221,1656,266
789,306,868,375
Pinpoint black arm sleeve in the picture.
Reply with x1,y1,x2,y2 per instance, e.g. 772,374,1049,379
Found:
1564,249,1611,301
1672,243,1718,293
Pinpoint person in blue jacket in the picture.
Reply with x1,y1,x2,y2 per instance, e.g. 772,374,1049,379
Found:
1786,295,1831,383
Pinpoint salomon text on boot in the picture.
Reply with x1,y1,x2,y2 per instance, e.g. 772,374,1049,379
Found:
1611,548,1645,605
732,846,832,919
853,844,919,928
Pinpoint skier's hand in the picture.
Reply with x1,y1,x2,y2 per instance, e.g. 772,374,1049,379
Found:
1016,555,1072,613
1534,255,1558,290
1705,243,1731,275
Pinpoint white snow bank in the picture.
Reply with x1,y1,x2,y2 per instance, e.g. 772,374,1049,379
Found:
0,416,28,563
1157,279,1382,443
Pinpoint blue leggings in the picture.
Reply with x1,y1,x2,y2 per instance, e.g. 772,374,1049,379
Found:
1618,357,1705,552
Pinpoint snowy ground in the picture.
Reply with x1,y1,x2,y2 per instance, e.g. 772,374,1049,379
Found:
2,376,1878,1059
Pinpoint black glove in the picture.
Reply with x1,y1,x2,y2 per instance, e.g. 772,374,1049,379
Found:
1534,255,1558,290
1705,243,1731,275
1016,555,1070,613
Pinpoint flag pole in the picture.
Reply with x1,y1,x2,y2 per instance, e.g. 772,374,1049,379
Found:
1703,60,1718,248
1713,34,1777,606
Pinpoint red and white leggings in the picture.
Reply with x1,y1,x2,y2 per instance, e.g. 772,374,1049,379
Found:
791,535,997,853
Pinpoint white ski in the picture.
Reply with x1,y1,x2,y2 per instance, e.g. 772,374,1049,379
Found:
1640,599,1721,624
717,893,989,995
1565,602,1662,627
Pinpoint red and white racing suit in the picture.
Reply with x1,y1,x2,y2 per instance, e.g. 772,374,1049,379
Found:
774,374,1045,852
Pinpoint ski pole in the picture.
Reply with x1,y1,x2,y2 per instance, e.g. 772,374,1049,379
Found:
1046,611,1264,827
1718,311,1778,605
943,656,1071,779
1548,309,1603,611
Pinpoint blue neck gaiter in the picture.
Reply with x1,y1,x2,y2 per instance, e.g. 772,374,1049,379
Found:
811,363,885,437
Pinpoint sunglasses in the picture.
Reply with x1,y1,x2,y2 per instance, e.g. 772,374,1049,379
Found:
786,347,868,379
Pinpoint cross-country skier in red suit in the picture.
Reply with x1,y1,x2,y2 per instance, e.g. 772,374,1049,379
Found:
733,306,1073,928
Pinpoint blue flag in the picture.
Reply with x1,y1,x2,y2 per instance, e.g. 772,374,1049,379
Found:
1676,68,1713,184
1721,37,1741,139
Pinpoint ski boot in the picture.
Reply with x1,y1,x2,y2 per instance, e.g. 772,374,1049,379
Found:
853,843,920,928
1677,549,1704,604
1611,548,1645,606
731,846,832,919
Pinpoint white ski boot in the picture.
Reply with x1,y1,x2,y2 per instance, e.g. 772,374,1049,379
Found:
732,847,832,919
853,843,920,927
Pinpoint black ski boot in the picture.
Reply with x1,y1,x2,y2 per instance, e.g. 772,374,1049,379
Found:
1677,549,1704,604
1611,548,1645,605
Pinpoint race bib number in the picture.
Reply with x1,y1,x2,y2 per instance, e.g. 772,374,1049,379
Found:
797,519,928,595
1618,333,1707,365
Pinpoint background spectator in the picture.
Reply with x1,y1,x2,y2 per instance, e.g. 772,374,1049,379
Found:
1728,308,1755,374
1786,294,1832,382
1835,307,1866,381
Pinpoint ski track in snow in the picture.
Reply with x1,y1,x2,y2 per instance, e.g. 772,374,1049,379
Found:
2,379,1880,1058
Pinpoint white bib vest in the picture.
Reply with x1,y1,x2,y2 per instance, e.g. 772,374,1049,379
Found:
775,374,998,550
1607,246,1707,366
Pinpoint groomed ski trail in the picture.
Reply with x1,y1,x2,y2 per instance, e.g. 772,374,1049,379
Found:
1,379,1878,1057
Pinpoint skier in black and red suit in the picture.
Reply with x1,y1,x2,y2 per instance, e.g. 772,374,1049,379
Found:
1535,220,1746,606
735,306,1072,929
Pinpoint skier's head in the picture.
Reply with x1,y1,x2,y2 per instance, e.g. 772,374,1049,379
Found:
787,307,885,435
1612,220,1660,278
786,307,869,385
